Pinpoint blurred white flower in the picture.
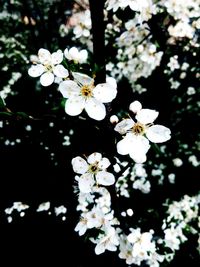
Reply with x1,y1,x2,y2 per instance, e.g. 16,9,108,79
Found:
28,48,69,86
64,47,88,64
94,227,119,255
59,72,117,120
72,152,115,193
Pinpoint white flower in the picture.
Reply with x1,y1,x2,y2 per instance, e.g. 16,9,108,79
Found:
75,213,88,236
28,48,69,86
114,101,171,163
59,72,117,120
72,152,115,193
64,47,88,64
94,227,119,255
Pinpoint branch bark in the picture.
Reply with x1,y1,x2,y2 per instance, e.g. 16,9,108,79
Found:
89,0,106,84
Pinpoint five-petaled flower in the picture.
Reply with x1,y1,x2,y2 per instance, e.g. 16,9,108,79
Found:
72,152,115,193
59,72,117,120
28,48,69,86
114,101,171,163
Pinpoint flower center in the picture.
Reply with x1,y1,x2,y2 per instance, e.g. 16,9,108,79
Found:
81,85,93,98
88,162,99,174
45,65,53,72
132,122,145,135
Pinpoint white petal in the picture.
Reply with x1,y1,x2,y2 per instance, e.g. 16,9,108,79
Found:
64,48,69,59
72,72,94,86
96,171,115,186
71,156,88,174
93,82,117,103
106,77,117,90
87,152,102,164
106,243,117,252
146,125,171,143
129,101,142,113
85,98,106,121
59,80,80,98
128,135,150,163
53,65,69,78
95,243,105,255
65,96,85,116
114,119,134,134
116,135,132,155
98,158,110,169
51,49,63,65
78,173,95,193
28,64,45,77
79,50,88,63
83,29,90,37
75,221,87,236
40,72,54,86
136,109,159,124
38,48,51,65
68,47,79,61
129,151,147,164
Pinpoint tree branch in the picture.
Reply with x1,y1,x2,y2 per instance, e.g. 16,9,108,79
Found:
89,0,106,84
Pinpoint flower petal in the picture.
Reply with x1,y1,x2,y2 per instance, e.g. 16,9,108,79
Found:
93,81,117,103
65,96,85,116
116,135,132,155
85,98,106,121
53,65,69,78
95,243,105,255
98,158,111,169
128,135,150,163
87,152,102,164
59,80,80,98
129,100,142,113
129,151,147,164
72,72,94,86
66,47,79,61
146,125,171,143
40,72,54,86
38,48,51,65
71,156,88,174
28,64,45,77
79,49,88,63
114,119,135,135
51,49,63,65
136,109,159,124
106,77,117,90
96,171,115,186
78,173,95,193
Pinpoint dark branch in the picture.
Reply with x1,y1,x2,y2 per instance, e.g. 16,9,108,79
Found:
89,0,106,84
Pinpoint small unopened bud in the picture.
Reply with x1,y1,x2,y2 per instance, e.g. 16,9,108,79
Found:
110,115,119,124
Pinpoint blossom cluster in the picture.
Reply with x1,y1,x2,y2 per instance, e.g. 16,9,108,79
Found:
28,48,117,121
72,151,200,266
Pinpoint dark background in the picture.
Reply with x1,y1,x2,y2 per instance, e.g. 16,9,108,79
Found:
0,0,199,266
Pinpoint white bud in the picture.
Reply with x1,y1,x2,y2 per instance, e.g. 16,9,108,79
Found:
110,115,119,124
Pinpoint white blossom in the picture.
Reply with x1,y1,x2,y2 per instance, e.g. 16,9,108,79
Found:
59,72,117,120
114,101,171,163
64,47,88,64
72,152,115,193
28,48,69,86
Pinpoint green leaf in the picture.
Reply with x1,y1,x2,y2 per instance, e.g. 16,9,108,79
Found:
0,97,6,109
0,111,13,117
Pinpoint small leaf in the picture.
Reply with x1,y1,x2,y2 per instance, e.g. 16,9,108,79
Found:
0,97,6,109
0,111,13,117
15,112,31,119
